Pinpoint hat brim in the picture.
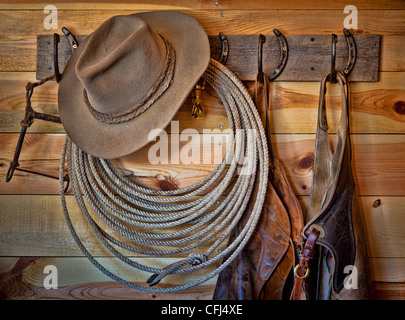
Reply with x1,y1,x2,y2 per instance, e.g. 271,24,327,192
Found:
58,11,210,159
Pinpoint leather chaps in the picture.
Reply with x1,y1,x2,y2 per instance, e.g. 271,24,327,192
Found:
292,71,371,300
213,73,305,300
213,70,371,300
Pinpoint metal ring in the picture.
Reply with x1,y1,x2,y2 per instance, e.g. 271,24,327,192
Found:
294,264,310,279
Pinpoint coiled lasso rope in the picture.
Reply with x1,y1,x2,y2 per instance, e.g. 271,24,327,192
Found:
59,58,269,293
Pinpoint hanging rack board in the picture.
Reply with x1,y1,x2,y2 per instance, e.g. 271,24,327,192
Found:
36,33,380,82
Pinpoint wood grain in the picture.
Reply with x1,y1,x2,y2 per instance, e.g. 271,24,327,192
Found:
275,134,405,196
270,73,405,134
36,34,380,81
0,256,404,300
358,196,405,258
370,258,405,283
1,72,404,134
1,133,405,196
0,193,404,300
1,195,404,259
1,0,405,10
0,257,216,300
0,194,228,257
0,10,404,72
0,72,228,134
372,282,405,300
0,2,404,301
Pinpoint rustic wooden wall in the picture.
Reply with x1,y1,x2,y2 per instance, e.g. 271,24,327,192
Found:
0,0,404,300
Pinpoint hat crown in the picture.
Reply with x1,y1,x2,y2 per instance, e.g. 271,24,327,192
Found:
58,11,210,159
75,15,168,115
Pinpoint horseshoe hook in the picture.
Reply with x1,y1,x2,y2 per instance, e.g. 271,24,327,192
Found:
218,32,229,65
62,26,79,52
268,29,288,81
329,29,357,83
343,28,357,77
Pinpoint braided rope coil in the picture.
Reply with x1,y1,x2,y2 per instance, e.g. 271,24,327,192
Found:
59,59,269,293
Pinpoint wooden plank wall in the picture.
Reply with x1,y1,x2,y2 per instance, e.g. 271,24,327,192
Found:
0,0,404,300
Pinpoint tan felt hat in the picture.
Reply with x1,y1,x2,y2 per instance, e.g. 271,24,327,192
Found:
58,11,210,159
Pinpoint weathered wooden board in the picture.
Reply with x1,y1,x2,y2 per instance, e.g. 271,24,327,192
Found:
372,282,405,300
0,10,403,72
369,258,405,283
0,2,404,301
1,133,405,196
275,134,405,196
0,256,403,300
2,0,405,10
1,72,404,134
1,9,403,39
357,196,405,258
0,195,228,257
0,257,217,300
1,195,404,258
0,194,404,300
36,33,380,82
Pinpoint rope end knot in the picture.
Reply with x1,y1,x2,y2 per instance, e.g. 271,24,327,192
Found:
146,273,160,287
146,252,208,287
188,252,207,266
26,82,34,91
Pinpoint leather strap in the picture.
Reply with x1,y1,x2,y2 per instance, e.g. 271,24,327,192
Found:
292,229,320,300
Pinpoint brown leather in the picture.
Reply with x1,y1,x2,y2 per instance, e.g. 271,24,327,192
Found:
257,73,304,254
292,229,319,300
258,74,305,300
213,73,304,300
298,71,371,300
212,173,291,299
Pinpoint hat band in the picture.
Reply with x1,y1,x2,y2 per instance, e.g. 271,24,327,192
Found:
83,36,176,124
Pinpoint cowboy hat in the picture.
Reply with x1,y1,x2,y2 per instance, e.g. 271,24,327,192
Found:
58,11,210,159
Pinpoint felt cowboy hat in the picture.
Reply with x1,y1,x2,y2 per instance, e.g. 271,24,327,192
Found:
58,11,210,159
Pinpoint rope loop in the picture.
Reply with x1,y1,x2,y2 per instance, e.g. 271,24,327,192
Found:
59,58,269,293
